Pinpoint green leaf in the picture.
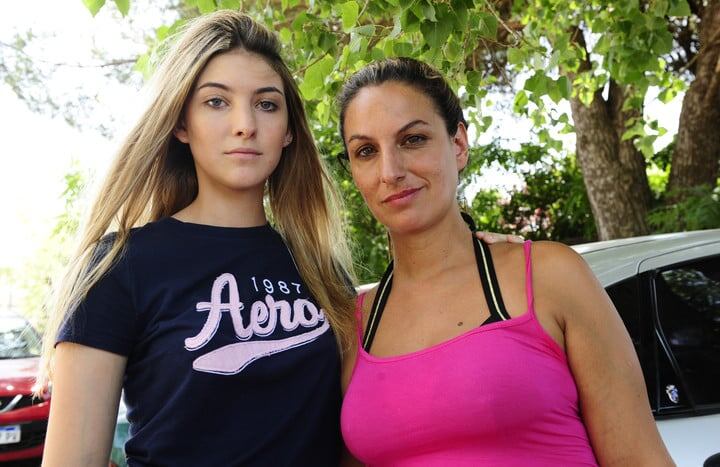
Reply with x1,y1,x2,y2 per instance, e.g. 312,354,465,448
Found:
668,0,691,16
318,31,336,53
420,18,452,48
389,13,402,39
466,71,481,90
506,47,525,66
477,12,498,39
197,0,216,14
354,24,375,36
524,72,548,95
422,2,437,22
393,41,414,56
340,1,359,32
444,36,461,61
547,80,562,103
299,55,334,101
113,0,129,16
218,0,240,8
513,90,529,113
82,0,106,16
279,28,292,43
651,30,673,55
371,46,385,61
557,76,571,99
134,53,151,80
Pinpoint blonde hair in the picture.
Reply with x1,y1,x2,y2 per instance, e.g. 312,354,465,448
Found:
38,10,356,388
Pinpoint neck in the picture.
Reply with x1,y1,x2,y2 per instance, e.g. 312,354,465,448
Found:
388,210,474,282
174,185,267,228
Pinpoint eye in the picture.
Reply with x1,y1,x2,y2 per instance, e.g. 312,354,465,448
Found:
205,97,227,109
257,100,279,111
403,134,427,145
354,145,377,158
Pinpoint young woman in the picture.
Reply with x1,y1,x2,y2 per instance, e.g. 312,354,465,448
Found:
39,11,357,466
338,58,674,466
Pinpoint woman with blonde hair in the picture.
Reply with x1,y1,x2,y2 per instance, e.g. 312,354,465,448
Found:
40,10,356,466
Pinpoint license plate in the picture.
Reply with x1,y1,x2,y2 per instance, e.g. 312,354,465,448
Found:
0,425,21,444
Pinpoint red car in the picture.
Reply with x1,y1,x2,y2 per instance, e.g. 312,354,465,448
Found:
0,314,50,462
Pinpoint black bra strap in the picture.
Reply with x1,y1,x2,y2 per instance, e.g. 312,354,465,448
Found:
362,231,510,352
362,261,394,351
473,237,511,322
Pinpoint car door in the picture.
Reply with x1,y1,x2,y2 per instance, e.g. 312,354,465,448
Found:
642,252,720,466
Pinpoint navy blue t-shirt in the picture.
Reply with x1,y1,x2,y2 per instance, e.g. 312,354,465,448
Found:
58,218,342,466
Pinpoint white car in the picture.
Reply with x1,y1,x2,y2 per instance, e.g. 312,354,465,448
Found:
574,229,720,466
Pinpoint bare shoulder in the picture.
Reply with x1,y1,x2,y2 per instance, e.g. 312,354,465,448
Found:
487,240,589,288
530,241,595,289
486,241,526,275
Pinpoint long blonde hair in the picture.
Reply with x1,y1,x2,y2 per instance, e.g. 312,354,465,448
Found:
38,10,356,388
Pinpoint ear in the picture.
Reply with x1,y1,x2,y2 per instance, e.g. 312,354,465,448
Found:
174,122,189,144
283,131,293,148
452,122,470,171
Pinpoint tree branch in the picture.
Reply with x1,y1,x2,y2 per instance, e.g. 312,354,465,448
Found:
0,40,136,69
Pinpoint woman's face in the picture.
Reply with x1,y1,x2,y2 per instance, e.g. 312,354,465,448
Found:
175,49,292,198
343,81,469,235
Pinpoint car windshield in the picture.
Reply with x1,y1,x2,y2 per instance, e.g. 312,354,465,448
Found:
0,317,42,359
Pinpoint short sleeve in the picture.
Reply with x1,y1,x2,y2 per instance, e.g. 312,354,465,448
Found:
56,237,136,356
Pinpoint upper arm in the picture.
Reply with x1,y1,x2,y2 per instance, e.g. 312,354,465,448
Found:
534,242,673,466
43,342,126,467
341,289,376,394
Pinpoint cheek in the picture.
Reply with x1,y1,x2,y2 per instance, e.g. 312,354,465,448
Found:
350,166,376,202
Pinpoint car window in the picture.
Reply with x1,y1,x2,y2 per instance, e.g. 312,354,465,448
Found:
654,256,720,408
606,277,657,409
607,278,640,346
0,317,41,359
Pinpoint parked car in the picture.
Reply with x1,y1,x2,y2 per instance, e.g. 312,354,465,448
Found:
0,314,50,462
574,228,720,466
107,229,720,466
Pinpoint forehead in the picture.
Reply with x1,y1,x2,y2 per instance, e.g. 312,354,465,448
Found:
196,48,284,91
343,81,441,136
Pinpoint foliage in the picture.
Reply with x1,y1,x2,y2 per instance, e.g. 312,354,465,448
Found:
648,184,720,233
15,166,87,331
467,144,596,244
509,0,690,158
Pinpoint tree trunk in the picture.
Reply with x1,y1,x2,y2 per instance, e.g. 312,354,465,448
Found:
567,30,651,240
668,1,720,195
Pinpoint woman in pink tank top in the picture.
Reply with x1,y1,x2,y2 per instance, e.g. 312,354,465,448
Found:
335,58,673,466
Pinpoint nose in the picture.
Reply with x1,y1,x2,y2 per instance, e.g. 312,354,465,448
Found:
379,146,406,184
232,105,257,138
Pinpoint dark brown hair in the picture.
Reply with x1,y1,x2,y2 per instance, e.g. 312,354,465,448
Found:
337,57,467,146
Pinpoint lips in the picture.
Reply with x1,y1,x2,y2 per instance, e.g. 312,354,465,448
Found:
225,148,262,156
383,188,421,203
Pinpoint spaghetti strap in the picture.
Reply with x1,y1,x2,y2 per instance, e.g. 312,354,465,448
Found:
354,293,367,344
523,240,535,313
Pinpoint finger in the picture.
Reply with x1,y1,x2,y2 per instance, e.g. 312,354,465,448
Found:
474,231,490,242
508,234,525,244
475,231,500,244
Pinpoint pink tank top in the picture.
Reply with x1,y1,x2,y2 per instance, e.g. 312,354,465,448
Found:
341,241,598,466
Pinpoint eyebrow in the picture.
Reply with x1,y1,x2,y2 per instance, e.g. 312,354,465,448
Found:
347,119,430,144
195,82,284,96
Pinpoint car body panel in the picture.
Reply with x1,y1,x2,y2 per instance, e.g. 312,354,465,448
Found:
656,413,720,466
573,229,720,286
